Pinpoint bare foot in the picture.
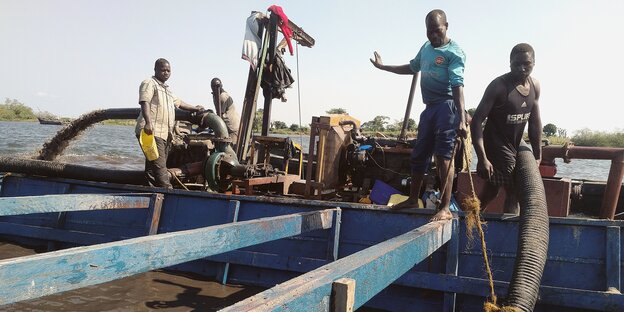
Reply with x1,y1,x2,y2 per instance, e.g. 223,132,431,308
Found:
389,197,420,210
430,207,453,221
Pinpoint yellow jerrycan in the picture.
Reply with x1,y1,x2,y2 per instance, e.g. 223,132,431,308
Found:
139,130,159,161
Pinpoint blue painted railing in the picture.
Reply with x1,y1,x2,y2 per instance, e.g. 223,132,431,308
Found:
221,219,454,311
0,208,338,305
0,193,154,216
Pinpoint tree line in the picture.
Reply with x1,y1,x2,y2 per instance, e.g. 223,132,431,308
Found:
251,109,310,133
0,98,39,121
317,107,624,148
0,98,65,122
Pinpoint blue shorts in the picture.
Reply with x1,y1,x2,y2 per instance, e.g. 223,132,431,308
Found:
410,99,459,174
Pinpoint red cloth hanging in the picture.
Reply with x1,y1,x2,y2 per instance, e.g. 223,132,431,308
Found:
268,5,294,55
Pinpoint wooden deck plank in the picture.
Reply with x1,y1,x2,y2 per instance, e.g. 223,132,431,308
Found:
208,249,328,272
0,221,122,245
396,271,624,311
0,193,153,216
0,208,337,306
221,219,453,311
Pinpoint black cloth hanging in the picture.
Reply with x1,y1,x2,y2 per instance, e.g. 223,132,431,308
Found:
261,52,294,102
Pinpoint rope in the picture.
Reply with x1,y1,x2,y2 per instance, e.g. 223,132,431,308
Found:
484,304,521,312
168,169,189,191
459,137,520,312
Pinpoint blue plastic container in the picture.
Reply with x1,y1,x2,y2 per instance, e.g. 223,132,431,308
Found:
370,180,403,205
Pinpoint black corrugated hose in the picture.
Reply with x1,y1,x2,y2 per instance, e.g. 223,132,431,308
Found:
505,142,550,311
0,157,146,185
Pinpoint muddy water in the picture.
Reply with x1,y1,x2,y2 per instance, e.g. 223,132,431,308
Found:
0,241,264,311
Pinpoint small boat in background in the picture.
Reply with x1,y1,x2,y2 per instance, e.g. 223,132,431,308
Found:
37,117,63,125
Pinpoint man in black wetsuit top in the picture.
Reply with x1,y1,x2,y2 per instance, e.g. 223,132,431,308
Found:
470,43,542,213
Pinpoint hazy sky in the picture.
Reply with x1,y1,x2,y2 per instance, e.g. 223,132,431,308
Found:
1,0,622,134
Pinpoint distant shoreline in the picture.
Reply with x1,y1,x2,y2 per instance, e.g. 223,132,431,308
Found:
0,119,135,126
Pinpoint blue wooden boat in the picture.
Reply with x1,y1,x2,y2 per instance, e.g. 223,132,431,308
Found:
3,7,624,311
0,173,622,311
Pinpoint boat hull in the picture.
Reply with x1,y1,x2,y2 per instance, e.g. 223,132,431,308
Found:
0,175,622,311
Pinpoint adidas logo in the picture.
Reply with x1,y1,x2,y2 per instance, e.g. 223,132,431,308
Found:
521,101,527,108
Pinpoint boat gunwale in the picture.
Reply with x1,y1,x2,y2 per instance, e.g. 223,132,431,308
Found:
2,173,622,228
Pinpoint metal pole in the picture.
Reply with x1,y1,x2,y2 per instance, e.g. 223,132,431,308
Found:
236,21,271,161
261,13,279,137
399,74,418,141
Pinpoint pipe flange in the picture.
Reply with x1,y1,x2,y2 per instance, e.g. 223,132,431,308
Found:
203,152,232,192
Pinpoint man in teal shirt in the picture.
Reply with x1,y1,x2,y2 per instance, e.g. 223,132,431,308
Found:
370,9,467,221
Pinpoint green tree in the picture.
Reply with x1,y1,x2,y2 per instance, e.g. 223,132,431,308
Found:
557,128,567,138
361,115,389,132
289,123,300,131
0,98,37,121
252,109,264,132
571,129,624,147
394,118,416,131
326,108,348,114
543,123,557,136
272,120,288,129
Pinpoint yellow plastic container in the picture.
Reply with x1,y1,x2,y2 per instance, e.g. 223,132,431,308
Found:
139,130,159,161
387,194,424,208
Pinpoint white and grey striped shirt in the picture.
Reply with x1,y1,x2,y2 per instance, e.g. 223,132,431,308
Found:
135,77,181,140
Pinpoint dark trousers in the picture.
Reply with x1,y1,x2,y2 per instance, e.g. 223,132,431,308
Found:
144,135,172,188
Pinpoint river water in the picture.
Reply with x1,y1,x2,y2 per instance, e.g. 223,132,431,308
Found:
0,121,615,181
0,121,617,311
0,242,265,312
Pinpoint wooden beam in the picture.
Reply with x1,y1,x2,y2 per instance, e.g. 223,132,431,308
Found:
0,193,153,216
0,208,337,306
288,19,315,47
216,200,240,284
326,208,342,261
144,193,164,235
332,278,356,312
221,219,453,311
